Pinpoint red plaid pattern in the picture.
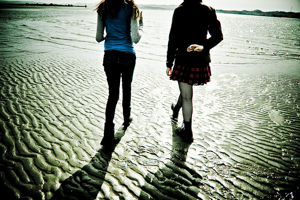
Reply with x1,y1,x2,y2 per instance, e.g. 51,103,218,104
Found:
170,64,211,86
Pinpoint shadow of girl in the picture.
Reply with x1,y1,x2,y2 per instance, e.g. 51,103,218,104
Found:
50,147,114,200
139,125,202,200
51,126,127,200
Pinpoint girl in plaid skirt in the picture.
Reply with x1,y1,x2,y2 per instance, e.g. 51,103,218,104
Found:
166,0,223,142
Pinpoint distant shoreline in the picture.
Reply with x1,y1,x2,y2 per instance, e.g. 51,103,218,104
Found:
216,9,300,19
0,3,87,8
0,3,299,18
138,4,300,19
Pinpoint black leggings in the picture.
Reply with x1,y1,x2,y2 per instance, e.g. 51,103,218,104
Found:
103,51,136,125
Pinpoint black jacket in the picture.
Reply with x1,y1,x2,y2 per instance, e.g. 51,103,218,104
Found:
166,2,223,68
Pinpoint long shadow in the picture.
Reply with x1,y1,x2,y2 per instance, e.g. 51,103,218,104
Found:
51,126,127,200
139,121,202,200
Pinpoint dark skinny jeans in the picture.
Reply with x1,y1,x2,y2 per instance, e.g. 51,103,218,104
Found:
103,50,136,126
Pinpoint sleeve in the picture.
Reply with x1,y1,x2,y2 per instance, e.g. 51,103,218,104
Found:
131,15,143,44
203,8,223,51
96,13,105,43
166,10,179,68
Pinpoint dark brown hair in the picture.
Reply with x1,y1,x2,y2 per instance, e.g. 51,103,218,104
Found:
95,0,140,20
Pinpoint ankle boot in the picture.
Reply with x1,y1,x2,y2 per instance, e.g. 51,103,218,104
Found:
175,121,193,143
100,123,116,146
122,117,132,130
184,121,192,137
171,103,180,122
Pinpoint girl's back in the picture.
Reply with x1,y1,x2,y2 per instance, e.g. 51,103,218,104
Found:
104,4,134,53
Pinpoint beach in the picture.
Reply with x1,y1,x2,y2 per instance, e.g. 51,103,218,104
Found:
0,7,300,200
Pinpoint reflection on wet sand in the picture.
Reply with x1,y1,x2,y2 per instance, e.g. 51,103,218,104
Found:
139,123,202,200
1,8,300,199
51,147,114,200
51,127,125,200
50,121,204,200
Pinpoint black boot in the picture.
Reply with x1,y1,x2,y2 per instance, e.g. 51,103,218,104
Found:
100,123,118,146
184,121,192,136
171,103,180,123
122,117,132,130
175,121,193,143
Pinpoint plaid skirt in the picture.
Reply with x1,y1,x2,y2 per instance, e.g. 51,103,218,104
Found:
170,64,211,86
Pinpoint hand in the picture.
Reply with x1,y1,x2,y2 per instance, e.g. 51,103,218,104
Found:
187,44,204,53
166,68,171,76
140,11,143,20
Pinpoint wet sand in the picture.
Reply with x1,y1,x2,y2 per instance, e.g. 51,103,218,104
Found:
1,7,300,199
0,46,299,200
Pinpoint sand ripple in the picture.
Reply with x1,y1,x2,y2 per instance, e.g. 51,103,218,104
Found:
0,52,299,200
1,8,300,199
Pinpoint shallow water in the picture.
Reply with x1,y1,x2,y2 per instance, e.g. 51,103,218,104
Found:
0,7,300,200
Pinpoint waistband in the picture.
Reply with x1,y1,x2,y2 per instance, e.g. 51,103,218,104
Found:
104,50,136,58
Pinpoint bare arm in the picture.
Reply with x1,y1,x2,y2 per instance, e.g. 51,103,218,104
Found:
96,13,105,42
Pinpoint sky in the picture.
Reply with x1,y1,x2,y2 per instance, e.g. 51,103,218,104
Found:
2,0,300,12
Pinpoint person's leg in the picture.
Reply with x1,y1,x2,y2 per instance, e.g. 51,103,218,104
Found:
178,82,193,123
104,65,121,125
121,56,136,127
102,63,121,145
177,82,193,139
172,94,182,120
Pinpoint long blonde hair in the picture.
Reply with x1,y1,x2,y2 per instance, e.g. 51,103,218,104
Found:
95,0,140,20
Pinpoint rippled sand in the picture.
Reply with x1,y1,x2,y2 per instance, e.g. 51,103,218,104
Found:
1,8,300,200
0,48,299,200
